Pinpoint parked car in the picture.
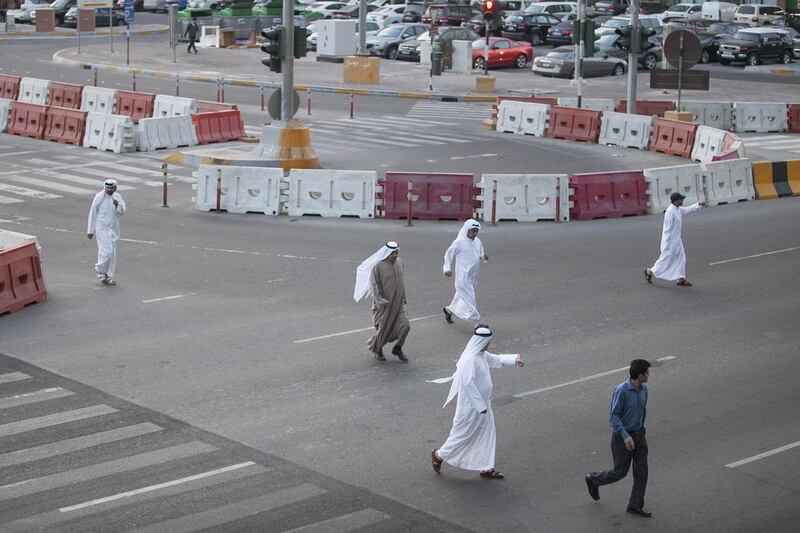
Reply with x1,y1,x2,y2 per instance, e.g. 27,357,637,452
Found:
718,27,793,65
532,46,626,77
593,0,628,17
142,0,167,12
700,1,736,23
306,1,347,19
332,3,379,19
595,14,661,38
471,37,532,69
420,3,473,26
467,11,507,37
396,25,478,61
594,31,662,69
775,26,800,58
306,20,379,50
31,0,75,25
501,12,561,46
401,0,423,22
366,22,426,58
661,3,702,21
734,4,785,27
367,4,405,28
10,0,50,23
546,17,575,46
627,1,667,15
662,17,712,33
62,6,126,26
522,1,575,17
697,21,748,62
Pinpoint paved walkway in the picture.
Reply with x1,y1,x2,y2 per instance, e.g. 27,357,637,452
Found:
0,23,167,39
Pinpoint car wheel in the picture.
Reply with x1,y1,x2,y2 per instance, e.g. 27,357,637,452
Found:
515,54,527,68
700,49,710,64
782,50,792,64
643,53,658,70
719,58,730,66
612,63,625,76
568,68,575,79
746,52,759,66
530,31,543,46
473,57,485,70
386,46,398,60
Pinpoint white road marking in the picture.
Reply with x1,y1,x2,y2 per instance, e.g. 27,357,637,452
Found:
59,462,257,513
142,293,194,304
725,440,800,468
0,182,62,200
3,175,96,195
0,387,74,410
119,238,158,245
450,153,500,160
0,195,25,204
0,150,40,156
379,114,457,126
513,356,676,398
294,314,441,344
708,247,800,266
0,372,32,384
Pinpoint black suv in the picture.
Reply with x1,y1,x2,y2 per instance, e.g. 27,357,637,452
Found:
718,28,793,66
501,12,561,46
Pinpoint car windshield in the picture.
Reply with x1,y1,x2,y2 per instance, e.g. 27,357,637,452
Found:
707,23,729,33
670,5,690,12
377,25,405,37
524,5,545,13
547,50,574,59
604,19,629,28
596,34,618,47
737,6,754,15
733,31,760,43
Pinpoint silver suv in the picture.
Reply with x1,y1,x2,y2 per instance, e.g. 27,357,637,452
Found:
733,4,785,27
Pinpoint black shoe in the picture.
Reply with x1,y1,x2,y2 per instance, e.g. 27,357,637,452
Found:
443,307,453,324
626,507,652,518
374,350,386,362
392,345,409,362
585,475,599,501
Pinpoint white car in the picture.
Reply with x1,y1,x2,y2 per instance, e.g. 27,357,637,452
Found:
9,0,51,23
734,4,785,27
595,15,661,37
306,20,379,50
661,3,703,21
367,4,404,28
306,1,348,18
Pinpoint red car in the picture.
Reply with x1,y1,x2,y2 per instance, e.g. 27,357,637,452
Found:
472,37,533,69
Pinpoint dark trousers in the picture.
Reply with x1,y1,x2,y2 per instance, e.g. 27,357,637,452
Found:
589,428,648,509
187,39,197,53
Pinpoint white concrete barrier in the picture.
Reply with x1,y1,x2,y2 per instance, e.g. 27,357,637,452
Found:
452,40,473,73
598,111,653,150
691,125,728,163
518,103,549,137
81,86,118,114
733,102,788,133
195,165,285,215
701,159,755,206
153,95,197,117
0,98,12,132
643,163,705,214
286,169,377,218
137,115,198,151
681,101,733,131
83,113,136,153
496,100,524,134
557,98,616,112
18,78,50,105
477,174,570,222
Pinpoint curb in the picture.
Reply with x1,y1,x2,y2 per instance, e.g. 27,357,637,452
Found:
163,148,282,168
1,26,168,39
51,51,503,103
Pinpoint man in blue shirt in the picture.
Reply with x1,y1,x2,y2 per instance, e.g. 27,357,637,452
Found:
585,359,652,518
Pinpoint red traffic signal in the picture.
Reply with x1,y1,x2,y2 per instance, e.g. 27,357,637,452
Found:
484,0,494,9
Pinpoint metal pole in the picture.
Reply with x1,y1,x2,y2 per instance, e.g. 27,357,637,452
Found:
77,21,81,54
126,23,130,65
484,20,489,76
490,179,497,225
306,87,311,115
349,92,354,118
93,68,97,87
357,0,366,55
220,80,224,102
110,11,113,53
281,0,294,122
406,180,413,226
576,0,584,108
161,163,169,207
677,30,684,112
625,0,639,115
132,71,136,91
175,75,180,96
169,5,176,63
260,86,265,111
216,168,222,212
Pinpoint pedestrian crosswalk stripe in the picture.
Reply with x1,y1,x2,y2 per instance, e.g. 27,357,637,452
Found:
377,114,458,126
0,372,32,384
310,126,408,147
37,170,136,191
0,441,218,502
125,483,329,533
0,422,164,468
745,139,800,148
283,508,391,533
3,175,97,196
329,118,474,142
62,164,165,186
93,161,169,177
0,182,62,200
0,387,74,410
742,134,793,142
0,195,25,204
0,404,118,438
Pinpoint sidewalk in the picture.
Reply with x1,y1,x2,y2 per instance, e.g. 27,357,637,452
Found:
53,39,800,101
0,23,167,39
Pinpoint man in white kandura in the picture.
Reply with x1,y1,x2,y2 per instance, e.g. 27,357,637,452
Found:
429,326,524,480
87,179,126,285
644,192,705,287
442,219,488,325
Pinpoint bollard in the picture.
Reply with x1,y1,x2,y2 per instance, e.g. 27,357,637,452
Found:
175,75,180,97
216,168,222,212
491,180,497,226
260,86,265,111
161,163,169,208
93,68,98,87
349,92,354,119
406,180,413,227
132,71,137,92
216,80,221,102
555,176,561,223
307,87,311,115
220,81,225,103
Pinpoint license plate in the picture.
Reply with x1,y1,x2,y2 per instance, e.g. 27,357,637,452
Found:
507,25,516,30
540,61,552,67
721,53,734,58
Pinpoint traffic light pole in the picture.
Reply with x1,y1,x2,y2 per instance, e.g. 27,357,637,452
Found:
282,0,294,121
358,0,367,55
626,0,639,115
575,0,584,108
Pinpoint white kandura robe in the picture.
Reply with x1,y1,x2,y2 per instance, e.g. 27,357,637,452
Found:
87,191,126,277
443,235,486,323
650,202,701,281
433,348,519,471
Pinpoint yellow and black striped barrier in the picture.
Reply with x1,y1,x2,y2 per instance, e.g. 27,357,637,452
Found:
752,160,800,199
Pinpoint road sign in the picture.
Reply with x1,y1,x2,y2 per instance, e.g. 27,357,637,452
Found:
79,0,113,7
650,69,710,91
664,29,702,70
268,88,300,120
124,0,135,24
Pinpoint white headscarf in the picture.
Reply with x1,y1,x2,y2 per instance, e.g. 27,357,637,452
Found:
428,326,492,407
353,241,399,302
457,219,481,240
104,179,118,187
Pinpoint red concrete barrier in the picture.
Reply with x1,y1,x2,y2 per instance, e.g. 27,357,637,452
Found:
379,172,478,220
547,106,602,143
196,100,238,113
789,104,800,134
191,110,246,144
7,102,48,139
43,107,87,146
569,171,647,220
0,240,47,316
115,90,156,124
615,100,676,117
0,74,22,100
650,118,698,158
47,82,83,109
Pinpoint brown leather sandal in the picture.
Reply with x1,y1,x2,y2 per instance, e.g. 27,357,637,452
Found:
479,469,505,480
676,279,693,287
643,268,652,284
431,449,443,474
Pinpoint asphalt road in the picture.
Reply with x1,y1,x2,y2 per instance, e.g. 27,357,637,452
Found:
2,19,800,532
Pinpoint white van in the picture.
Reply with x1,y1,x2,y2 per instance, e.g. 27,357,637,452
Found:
701,2,736,22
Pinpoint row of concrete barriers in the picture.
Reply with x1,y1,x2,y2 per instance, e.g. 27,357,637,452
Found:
191,158,799,221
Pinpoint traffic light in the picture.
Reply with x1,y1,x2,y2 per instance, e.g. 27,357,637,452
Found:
261,27,283,73
483,0,497,21
294,26,307,59
640,28,657,52
571,19,597,57
614,27,632,52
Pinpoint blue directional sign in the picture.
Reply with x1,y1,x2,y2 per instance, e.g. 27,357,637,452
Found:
124,0,135,24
